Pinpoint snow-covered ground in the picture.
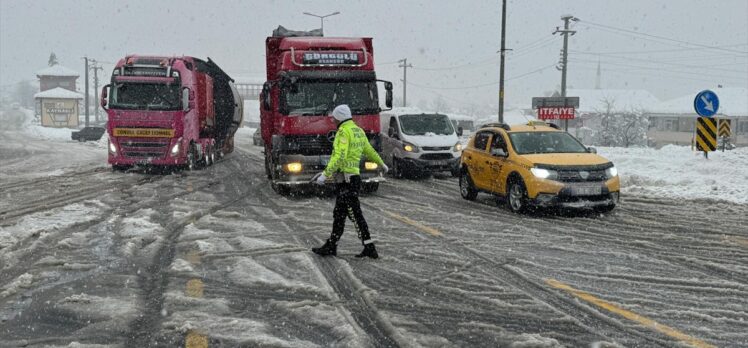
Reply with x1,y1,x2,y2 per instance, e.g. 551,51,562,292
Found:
598,145,748,204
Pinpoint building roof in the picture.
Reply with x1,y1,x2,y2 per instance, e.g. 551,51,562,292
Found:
36,65,80,77
566,89,661,113
34,87,84,99
649,87,748,116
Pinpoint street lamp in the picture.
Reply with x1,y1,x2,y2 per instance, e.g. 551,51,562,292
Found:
302,11,340,35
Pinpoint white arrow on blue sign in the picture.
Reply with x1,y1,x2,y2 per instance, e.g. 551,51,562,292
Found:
694,90,719,117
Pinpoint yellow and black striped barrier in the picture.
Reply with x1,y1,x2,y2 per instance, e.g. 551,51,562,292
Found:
718,119,731,138
696,117,717,152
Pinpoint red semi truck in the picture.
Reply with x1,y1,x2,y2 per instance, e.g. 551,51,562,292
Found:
260,26,393,194
101,55,243,170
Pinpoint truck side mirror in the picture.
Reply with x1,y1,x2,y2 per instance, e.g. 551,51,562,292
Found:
378,80,393,110
262,82,272,111
182,87,193,111
388,127,395,138
457,126,463,137
100,84,110,110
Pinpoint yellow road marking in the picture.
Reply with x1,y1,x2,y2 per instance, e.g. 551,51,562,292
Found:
384,211,442,237
545,279,716,348
185,330,208,348
185,279,204,298
723,235,748,249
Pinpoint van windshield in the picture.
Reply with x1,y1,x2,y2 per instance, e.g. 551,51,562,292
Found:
399,114,455,135
281,81,379,115
508,131,589,154
109,82,181,111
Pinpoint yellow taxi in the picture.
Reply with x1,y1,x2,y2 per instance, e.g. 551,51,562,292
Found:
459,121,620,213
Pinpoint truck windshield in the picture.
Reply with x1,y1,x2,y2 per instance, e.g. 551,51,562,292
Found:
508,131,589,154
109,82,180,111
281,81,379,115
399,114,455,135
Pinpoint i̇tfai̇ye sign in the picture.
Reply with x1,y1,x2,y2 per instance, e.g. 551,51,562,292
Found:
537,107,575,120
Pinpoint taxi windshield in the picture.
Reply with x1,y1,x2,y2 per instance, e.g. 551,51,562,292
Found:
508,131,588,154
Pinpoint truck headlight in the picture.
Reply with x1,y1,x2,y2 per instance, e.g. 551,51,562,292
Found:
453,143,463,152
365,162,378,170
606,165,618,178
170,142,181,156
530,167,558,180
285,162,303,173
108,141,117,154
403,142,419,153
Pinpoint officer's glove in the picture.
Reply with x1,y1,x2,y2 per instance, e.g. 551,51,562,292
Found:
380,163,389,174
311,172,327,186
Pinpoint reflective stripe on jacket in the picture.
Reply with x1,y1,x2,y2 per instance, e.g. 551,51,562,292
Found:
323,120,384,177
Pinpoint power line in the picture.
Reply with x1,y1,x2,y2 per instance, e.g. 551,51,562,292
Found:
580,20,748,54
570,58,746,81
570,51,748,74
408,62,556,90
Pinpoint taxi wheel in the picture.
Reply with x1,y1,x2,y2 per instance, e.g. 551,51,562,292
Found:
595,204,616,214
507,178,528,214
459,170,478,201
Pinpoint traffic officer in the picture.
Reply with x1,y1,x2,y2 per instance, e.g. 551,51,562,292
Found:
312,104,387,259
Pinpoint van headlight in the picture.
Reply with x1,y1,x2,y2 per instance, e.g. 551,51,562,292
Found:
453,143,463,152
170,142,181,156
108,141,117,154
403,142,419,153
530,167,558,180
606,165,618,178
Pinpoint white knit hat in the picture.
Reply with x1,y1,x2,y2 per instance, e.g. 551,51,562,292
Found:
331,104,352,121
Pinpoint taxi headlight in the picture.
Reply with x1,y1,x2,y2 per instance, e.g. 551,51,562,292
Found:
530,167,558,180
454,143,463,152
109,141,117,154
403,142,419,153
365,162,378,170
606,165,618,178
286,162,303,173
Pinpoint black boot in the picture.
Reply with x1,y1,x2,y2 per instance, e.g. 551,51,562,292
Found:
355,243,378,259
312,239,337,256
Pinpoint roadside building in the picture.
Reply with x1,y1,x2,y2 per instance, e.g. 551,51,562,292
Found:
34,87,84,128
36,65,79,92
646,87,747,147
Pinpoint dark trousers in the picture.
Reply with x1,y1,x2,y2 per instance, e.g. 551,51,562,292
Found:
329,175,371,245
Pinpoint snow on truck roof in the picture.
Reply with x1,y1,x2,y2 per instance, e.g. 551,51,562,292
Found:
36,65,79,77
34,87,84,99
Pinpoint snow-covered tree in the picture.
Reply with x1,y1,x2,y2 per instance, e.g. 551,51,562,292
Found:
593,97,648,147
48,52,59,67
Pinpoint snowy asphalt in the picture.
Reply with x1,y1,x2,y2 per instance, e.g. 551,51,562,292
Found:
1,132,747,347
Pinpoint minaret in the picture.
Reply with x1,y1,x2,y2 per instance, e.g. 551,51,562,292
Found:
595,59,601,89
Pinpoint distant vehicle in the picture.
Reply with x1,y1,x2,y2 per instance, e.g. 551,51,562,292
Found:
380,107,463,178
101,55,243,171
260,26,393,194
71,126,105,142
252,128,263,146
459,121,620,213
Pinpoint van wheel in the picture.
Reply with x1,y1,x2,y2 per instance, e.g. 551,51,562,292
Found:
507,178,529,214
459,170,478,201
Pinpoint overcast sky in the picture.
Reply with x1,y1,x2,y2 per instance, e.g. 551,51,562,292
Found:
1,0,746,112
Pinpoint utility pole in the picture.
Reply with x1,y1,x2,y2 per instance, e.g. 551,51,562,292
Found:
553,15,578,131
90,60,103,124
83,56,89,127
398,58,412,107
498,0,507,123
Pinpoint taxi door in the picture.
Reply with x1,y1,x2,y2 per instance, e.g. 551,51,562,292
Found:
486,132,510,195
464,130,492,190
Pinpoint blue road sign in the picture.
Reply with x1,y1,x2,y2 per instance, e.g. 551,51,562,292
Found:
694,90,719,117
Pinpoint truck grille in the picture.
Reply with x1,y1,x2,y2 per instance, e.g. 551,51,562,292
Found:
557,169,607,182
283,135,333,155
422,146,451,151
420,153,453,161
120,139,170,158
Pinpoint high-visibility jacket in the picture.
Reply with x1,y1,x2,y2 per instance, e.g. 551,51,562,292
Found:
323,119,384,177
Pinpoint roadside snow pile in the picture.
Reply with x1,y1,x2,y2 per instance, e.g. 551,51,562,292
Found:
598,145,748,204
24,124,74,141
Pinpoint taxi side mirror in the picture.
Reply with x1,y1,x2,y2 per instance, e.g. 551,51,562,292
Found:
587,146,597,154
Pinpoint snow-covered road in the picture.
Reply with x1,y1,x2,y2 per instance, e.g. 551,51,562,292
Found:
1,130,747,347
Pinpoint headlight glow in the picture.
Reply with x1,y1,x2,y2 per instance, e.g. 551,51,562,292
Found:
365,162,378,170
286,162,303,173
403,143,416,152
530,167,558,180
606,165,618,178
108,141,117,154
170,142,180,156
454,143,463,152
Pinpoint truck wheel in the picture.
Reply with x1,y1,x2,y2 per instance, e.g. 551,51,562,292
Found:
362,182,379,194
112,164,132,172
271,183,290,196
187,144,198,171
507,178,529,214
459,170,478,201
206,145,215,166
264,155,272,179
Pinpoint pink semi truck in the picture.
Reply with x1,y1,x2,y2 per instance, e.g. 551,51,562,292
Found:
101,55,242,170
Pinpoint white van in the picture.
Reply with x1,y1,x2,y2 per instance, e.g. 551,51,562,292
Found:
380,107,463,178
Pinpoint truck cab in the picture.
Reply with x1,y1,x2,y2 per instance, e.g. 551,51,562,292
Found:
260,27,392,194
380,107,463,178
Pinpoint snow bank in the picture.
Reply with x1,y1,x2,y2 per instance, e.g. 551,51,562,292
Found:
598,145,748,204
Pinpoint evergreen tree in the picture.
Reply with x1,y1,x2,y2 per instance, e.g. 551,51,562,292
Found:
48,52,58,66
